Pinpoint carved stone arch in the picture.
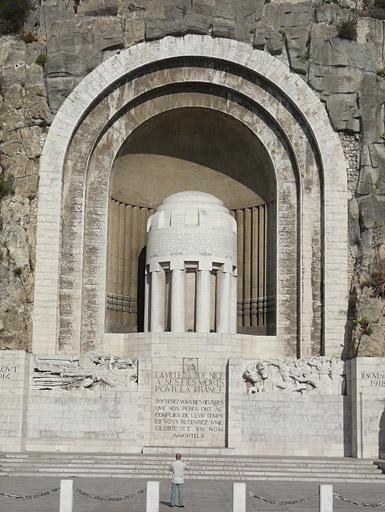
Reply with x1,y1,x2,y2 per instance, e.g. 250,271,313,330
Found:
82,94,296,355
33,35,347,358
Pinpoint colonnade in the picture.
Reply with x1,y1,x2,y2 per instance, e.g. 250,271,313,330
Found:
144,263,237,333
105,200,153,332
106,197,272,334
232,204,272,331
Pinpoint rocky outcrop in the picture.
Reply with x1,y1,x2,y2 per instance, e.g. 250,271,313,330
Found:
0,36,51,350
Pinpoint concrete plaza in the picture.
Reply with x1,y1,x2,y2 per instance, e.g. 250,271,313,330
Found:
0,477,384,512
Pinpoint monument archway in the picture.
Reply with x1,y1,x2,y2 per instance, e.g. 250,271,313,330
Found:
106,107,277,336
33,35,348,359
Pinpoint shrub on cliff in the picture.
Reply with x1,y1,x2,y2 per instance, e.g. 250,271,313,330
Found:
0,175,14,201
0,0,32,35
336,19,357,41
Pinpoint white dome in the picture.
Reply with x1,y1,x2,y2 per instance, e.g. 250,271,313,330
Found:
161,191,223,206
146,191,237,272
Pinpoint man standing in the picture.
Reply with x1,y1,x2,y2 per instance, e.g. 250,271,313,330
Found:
169,453,186,507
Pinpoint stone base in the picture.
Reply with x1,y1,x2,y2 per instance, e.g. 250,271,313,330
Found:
0,344,384,458
142,446,236,455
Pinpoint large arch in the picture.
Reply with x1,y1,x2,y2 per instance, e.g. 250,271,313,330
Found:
33,35,348,357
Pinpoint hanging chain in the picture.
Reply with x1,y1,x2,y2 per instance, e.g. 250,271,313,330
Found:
248,490,310,505
0,488,59,499
334,493,385,508
76,487,145,502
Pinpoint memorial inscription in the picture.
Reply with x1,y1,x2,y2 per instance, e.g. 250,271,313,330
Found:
360,370,385,388
151,358,226,447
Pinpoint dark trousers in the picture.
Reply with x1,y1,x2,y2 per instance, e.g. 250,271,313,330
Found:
170,483,184,506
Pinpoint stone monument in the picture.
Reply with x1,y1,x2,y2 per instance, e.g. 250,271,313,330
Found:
145,191,237,334
1,30,385,460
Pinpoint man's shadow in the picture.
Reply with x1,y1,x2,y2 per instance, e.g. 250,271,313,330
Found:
160,501,173,508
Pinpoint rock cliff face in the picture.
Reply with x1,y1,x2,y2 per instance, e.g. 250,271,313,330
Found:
0,0,384,355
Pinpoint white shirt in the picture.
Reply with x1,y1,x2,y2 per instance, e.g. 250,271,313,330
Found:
169,460,186,483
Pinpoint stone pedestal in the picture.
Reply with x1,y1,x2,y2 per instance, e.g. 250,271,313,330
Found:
148,335,236,448
2,346,385,458
351,357,385,458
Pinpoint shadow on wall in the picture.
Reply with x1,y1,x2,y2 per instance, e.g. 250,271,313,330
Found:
379,407,385,458
137,246,146,332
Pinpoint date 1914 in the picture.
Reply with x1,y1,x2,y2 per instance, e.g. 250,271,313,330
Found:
0,366,17,380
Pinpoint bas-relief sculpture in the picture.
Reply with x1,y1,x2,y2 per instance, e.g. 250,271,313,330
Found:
33,352,138,390
243,357,346,395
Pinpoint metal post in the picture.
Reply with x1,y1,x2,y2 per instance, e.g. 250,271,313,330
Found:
319,484,333,512
59,479,73,512
146,481,159,512
233,482,246,512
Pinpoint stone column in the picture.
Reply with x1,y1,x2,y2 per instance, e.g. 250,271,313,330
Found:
217,269,231,333
171,265,185,332
236,209,244,328
150,266,165,332
230,272,237,333
251,206,259,327
196,268,211,332
144,269,149,332
243,208,252,327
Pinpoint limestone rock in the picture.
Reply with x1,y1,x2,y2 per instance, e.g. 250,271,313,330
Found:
354,286,385,357
232,0,265,43
0,198,36,351
316,4,355,25
359,74,385,144
0,36,49,350
77,0,119,16
348,198,361,259
46,16,124,111
324,92,360,132
358,194,385,230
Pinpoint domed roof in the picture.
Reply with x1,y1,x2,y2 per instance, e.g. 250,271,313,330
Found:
161,191,223,207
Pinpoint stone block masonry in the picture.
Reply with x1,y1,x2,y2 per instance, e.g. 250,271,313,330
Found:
0,351,30,452
0,348,383,457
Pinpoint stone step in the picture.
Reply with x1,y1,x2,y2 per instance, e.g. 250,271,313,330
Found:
2,470,384,483
0,454,377,466
0,456,378,465
0,461,379,472
2,466,383,476
2,465,382,476
0,452,376,462
1,453,383,482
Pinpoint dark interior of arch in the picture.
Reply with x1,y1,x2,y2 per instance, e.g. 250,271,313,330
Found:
106,107,276,336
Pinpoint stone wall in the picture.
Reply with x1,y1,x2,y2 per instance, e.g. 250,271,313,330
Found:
241,395,351,456
4,348,384,457
0,0,385,354
0,350,30,451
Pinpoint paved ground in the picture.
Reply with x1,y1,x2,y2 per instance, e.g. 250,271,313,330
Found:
0,477,384,512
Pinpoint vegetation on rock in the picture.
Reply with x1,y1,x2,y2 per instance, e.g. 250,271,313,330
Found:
369,272,385,299
353,316,372,335
0,175,15,201
0,0,32,35
35,54,47,66
336,19,357,40
365,0,385,19
21,31,37,43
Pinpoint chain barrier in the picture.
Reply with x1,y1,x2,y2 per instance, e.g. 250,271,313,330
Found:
0,488,59,499
248,491,310,505
334,493,385,508
76,487,145,502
